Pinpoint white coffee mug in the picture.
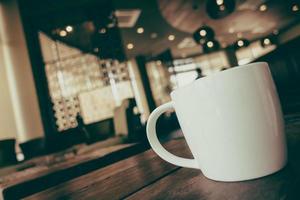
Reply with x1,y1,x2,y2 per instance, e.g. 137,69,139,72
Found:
146,62,287,182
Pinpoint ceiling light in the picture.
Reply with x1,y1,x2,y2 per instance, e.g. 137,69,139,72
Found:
150,33,158,39
260,36,276,47
193,26,215,44
237,40,244,47
99,28,106,34
127,43,134,50
207,41,214,48
59,30,67,37
292,4,299,12
203,40,220,53
206,0,235,19
216,0,224,6
66,26,73,32
199,30,207,36
259,4,267,12
263,38,271,45
168,34,175,41
137,27,144,34
234,38,250,49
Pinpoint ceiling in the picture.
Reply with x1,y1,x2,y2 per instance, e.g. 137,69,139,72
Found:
116,0,300,59
19,0,300,60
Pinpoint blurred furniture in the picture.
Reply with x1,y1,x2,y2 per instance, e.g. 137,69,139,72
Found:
44,129,86,153
85,118,114,144
19,138,46,160
125,99,145,141
113,99,130,137
113,98,146,141
76,114,92,143
20,114,300,200
0,139,17,167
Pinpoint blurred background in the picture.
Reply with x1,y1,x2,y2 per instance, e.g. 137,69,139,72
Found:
0,0,300,169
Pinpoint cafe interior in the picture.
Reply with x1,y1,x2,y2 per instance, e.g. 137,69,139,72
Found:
0,0,300,199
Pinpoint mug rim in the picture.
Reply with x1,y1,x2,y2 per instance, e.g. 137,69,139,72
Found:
171,62,268,96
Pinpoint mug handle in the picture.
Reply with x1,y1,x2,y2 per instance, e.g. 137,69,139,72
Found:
146,101,199,169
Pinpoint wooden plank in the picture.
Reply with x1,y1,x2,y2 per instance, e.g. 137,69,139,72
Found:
0,143,132,187
24,139,192,200
26,117,300,200
0,142,145,199
126,122,300,200
15,115,300,199
0,136,126,179
126,165,299,200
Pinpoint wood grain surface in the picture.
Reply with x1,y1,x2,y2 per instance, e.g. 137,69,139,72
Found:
3,115,300,200
126,118,300,200
25,139,192,200
126,164,298,200
0,141,140,199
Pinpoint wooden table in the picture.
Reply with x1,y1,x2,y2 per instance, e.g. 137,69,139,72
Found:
23,116,300,200
0,137,140,200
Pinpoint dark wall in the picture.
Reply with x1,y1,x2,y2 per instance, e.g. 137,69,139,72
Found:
255,37,300,113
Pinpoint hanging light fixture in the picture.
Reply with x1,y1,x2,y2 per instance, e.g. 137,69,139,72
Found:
202,40,220,53
206,0,236,19
65,26,73,33
59,30,67,37
260,35,277,47
127,43,134,50
234,38,250,49
168,34,176,41
193,25,215,44
292,4,299,12
259,4,268,12
137,27,144,34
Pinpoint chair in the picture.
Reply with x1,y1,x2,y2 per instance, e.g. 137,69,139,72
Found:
0,139,17,167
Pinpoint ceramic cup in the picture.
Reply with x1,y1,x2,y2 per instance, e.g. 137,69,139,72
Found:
146,62,287,182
